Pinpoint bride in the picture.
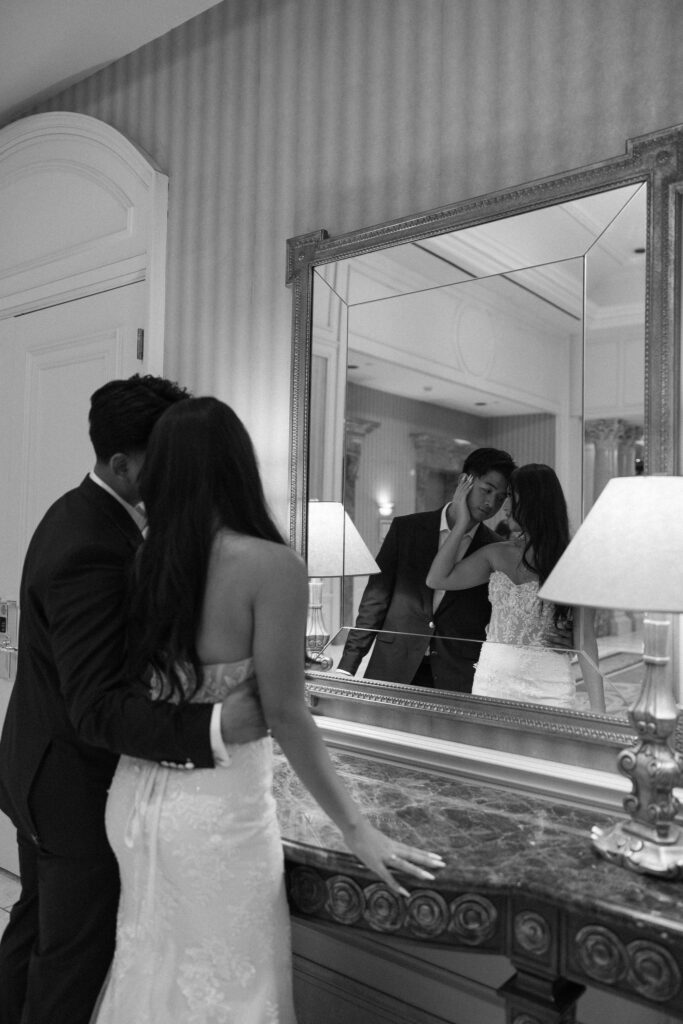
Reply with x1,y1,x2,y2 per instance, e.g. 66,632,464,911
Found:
92,397,444,1024
427,464,605,712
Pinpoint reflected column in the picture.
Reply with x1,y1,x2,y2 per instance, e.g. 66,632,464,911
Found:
618,423,643,478
411,433,472,513
585,419,622,503
585,418,643,507
344,418,379,625
344,418,379,521
584,418,643,638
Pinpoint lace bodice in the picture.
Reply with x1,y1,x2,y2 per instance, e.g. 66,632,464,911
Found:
150,657,256,704
193,657,255,703
486,571,570,649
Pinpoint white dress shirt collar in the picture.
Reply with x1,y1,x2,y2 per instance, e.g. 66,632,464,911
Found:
439,504,477,543
432,507,478,614
89,470,147,533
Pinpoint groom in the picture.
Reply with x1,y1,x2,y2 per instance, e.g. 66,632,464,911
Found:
337,447,516,692
0,376,268,1024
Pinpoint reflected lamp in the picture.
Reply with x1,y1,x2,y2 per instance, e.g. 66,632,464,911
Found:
539,476,683,878
306,501,379,666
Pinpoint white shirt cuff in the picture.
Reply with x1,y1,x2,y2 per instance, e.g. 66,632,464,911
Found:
210,702,232,766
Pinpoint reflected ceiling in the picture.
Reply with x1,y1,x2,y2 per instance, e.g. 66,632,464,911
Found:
314,183,646,420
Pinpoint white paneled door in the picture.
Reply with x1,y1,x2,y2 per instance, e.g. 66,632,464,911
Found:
0,282,145,872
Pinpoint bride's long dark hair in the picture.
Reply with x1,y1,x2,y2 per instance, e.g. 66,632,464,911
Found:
510,463,571,623
128,396,285,702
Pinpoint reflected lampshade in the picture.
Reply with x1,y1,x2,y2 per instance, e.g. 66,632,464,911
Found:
307,501,379,578
538,476,683,612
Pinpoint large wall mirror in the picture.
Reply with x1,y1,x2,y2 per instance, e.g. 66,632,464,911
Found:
287,126,683,770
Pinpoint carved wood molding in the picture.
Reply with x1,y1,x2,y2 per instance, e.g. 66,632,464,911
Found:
285,863,683,1015
568,921,682,1006
287,866,502,947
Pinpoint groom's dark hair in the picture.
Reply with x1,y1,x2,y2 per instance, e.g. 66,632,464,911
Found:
463,447,516,481
89,374,191,460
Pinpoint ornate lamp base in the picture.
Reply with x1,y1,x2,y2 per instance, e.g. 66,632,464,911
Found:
305,578,333,669
591,821,683,879
592,615,683,878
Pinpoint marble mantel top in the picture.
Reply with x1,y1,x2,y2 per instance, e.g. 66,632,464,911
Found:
274,747,683,1015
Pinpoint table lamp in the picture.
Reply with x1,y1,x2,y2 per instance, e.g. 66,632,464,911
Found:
538,475,683,878
306,501,380,666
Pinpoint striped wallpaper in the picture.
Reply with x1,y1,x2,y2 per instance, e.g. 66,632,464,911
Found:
9,0,683,527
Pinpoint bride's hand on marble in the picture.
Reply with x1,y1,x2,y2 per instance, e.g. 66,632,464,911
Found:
342,820,446,897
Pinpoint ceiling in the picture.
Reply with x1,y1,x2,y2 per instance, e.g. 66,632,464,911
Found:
0,0,223,125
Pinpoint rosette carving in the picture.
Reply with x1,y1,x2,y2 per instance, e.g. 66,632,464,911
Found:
514,911,551,956
656,147,674,165
448,894,498,944
626,940,682,1003
325,875,364,925
404,890,449,939
288,867,327,915
363,882,405,932
574,925,628,984
574,926,681,1003
584,418,625,444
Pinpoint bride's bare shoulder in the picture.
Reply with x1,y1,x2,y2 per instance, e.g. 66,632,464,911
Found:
487,539,520,566
213,530,306,579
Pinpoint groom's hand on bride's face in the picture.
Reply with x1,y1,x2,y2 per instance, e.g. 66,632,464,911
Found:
220,687,268,745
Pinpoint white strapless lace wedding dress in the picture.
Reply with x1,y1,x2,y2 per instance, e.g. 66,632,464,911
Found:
471,571,576,708
91,659,297,1024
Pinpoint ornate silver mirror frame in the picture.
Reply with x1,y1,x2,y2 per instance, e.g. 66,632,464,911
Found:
286,125,683,773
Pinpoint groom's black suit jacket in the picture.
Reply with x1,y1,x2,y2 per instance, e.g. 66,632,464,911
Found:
337,508,497,692
0,475,213,857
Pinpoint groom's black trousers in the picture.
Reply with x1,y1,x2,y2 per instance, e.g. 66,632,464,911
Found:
0,829,119,1024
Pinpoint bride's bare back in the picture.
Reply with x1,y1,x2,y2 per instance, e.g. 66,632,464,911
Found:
195,528,306,666
194,526,446,894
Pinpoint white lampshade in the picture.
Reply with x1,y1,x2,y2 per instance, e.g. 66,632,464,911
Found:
307,501,379,578
538,475,683,612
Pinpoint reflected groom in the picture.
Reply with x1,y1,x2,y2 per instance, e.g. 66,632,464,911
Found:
337,447,516,692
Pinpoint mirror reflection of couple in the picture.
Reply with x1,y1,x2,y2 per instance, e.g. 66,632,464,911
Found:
0,376,445,1024
338,448,605,713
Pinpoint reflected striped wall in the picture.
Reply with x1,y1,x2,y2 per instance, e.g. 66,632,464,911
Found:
14,0,683,526
486,414,555,477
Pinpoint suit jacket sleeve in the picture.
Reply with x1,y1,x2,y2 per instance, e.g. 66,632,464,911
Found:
45,539,215,767
337,520,398,675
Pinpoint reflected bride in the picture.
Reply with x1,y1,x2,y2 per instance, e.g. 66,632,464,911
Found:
426,465,605,713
